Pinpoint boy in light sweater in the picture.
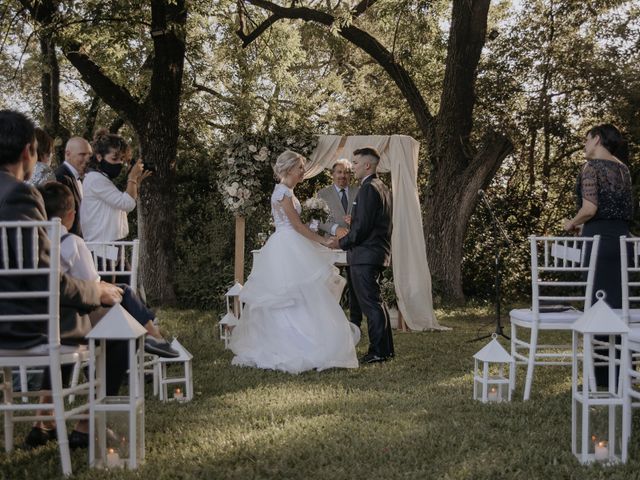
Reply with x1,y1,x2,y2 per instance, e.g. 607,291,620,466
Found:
40,182,178,358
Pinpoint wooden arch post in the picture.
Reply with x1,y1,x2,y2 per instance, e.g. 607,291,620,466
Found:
233,215,245,316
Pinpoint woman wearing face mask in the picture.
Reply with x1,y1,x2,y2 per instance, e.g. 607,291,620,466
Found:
80,129,150,245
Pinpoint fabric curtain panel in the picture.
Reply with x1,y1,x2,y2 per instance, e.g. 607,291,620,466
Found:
304,134,443,331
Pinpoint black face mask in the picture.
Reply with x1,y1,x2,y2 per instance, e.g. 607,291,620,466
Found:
100,161,123,179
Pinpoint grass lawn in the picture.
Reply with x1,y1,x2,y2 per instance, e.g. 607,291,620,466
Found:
2,306,640,479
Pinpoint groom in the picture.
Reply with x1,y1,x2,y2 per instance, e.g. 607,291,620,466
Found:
328,147,394,363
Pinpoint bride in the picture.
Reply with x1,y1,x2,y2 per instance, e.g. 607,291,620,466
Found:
229,150,359,373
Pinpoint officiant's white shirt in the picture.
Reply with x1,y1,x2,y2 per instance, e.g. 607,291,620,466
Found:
330,184,351,235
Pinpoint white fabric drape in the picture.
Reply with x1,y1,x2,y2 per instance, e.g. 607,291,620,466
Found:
305,135,444,331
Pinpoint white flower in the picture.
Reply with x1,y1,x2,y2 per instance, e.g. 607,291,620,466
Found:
248,145,257,153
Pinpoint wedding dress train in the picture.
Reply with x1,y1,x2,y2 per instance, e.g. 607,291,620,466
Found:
229,183,359,373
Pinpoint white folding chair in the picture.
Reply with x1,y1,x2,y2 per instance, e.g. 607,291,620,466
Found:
620,236,640,424
85,240,140,293
67,240,160,400
510,235,600,400
0,219,92,476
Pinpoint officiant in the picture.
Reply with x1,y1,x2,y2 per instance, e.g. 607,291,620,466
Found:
317,159,362,327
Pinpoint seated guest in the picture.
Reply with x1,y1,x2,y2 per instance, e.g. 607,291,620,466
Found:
40,182,179,358
0,109,124,449
26,127,56,186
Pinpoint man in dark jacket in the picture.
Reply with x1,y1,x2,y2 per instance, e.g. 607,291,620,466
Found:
330,147,394,363
0,109,122,448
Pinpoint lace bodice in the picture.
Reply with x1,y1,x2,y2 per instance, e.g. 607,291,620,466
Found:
576,159,633,222
271,183,301,231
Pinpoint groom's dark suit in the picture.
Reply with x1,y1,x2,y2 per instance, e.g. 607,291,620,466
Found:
339,174,394,358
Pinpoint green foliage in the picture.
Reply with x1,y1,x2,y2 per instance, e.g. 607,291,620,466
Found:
5,307,640,479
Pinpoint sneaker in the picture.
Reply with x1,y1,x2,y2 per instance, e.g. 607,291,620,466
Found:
24,426,56,449
144,336,179,358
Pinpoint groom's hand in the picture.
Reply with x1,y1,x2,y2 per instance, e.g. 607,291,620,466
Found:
336,227,349,239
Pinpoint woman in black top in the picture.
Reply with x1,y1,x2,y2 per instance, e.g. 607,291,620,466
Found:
564,124,632,387
564,124,632,307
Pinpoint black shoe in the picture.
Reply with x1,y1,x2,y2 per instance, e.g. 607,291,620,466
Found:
24,426,57,449
68,430,89,449
359,353,388,364
145,337,179,358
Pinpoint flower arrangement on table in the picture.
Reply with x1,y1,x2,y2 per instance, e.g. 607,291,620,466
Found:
300,197,330,231
380,270,397,307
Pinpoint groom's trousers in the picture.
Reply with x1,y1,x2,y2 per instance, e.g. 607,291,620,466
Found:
349,264,394,358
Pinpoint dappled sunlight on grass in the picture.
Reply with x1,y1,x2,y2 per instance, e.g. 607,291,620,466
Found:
4,307,640,479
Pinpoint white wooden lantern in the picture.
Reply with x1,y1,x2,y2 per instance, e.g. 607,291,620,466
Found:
473,333,514,403
219,282,242,347
571,292,630,465
158,338,194,403
219,312,238,349
87,305,147,470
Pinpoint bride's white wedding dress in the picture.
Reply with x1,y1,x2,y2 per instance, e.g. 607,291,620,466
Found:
229,183,359,373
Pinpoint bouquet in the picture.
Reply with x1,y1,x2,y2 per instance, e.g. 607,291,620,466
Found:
300,197,330,229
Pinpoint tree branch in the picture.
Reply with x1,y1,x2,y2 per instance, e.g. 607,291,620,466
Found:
63,41,142,127
237,11,283,47
352,0,379,18
193,82,235,105
240,0,434,136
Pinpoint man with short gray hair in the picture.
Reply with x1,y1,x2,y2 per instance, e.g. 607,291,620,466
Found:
54,137,92,236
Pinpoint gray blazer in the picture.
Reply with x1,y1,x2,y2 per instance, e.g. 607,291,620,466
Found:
317,184,359,235
0,171,101,349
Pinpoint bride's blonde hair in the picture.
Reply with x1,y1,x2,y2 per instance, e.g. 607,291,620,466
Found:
273,150,305,180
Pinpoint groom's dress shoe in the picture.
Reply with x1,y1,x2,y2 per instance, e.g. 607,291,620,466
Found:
359,353,387,364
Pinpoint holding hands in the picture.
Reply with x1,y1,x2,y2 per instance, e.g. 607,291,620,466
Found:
336,227,349,239
325,236,340,249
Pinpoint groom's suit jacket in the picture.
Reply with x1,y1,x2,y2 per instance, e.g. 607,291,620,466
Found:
0,171,100,349
338,174,392,266
317,183,359,235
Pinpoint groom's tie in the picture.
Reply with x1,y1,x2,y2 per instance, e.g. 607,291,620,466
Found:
340,188,348,213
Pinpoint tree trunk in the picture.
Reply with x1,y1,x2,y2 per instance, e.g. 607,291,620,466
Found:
424,133,513,301
38,30,69,162
138,131,178,305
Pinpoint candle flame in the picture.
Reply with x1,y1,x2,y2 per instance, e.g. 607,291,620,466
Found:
175,388,181,394
108,448,114,454
598,441,607,447
592,435,597,442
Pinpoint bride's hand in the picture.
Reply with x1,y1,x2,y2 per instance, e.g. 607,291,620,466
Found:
324,236,339,249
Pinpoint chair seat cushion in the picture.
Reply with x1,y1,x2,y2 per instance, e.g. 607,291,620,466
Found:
612,308,640,323
629,325,640,343
510,308,583,324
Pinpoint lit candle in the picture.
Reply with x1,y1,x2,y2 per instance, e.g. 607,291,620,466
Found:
487,386,499,402
174,388,184,400
594,440,608,461
106,448,121,468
